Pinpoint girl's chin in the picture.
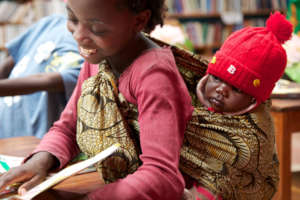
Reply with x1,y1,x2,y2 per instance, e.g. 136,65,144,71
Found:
86,59,102,64
83,56,104,64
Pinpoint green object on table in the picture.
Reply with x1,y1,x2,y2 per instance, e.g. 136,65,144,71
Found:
71,152,88,163
285,62,300,83
0,160,10,171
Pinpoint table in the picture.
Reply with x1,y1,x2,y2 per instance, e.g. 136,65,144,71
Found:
1,100,299,200
0,136,104,199
271,99,300,200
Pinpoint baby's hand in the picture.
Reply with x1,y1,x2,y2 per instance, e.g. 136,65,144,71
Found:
182,188,194,200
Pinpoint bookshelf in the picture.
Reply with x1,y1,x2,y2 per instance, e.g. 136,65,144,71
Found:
0,0,66,61
165,0,287,55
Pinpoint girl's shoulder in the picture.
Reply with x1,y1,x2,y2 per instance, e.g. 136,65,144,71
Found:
119,47,175,80
138,47,174,65
134,47,176,72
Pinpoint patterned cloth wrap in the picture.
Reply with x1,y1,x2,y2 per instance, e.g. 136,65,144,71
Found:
181,102,279,200
76,36,279,200
76,61,141,183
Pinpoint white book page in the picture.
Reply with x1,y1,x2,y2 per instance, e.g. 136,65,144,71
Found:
0,155,24,173
12,143,120,200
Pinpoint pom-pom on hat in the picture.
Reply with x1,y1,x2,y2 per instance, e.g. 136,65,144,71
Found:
207,12,293,105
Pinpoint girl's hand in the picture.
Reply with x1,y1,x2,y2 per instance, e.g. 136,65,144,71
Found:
0,151,56,196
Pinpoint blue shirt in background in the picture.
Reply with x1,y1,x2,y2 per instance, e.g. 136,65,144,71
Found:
0,14,83,138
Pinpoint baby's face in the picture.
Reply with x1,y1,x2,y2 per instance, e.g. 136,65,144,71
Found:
200,75,254,114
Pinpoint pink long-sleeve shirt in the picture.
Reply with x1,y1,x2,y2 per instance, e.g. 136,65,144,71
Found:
33,47,193,200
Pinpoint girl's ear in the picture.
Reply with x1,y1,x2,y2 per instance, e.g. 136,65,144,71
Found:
196,74,210,108
134,9,151,32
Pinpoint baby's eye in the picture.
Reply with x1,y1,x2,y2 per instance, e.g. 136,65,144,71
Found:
232,86,242,93
212,75,220,81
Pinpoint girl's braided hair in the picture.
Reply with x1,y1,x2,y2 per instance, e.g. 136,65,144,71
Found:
123,0,167,33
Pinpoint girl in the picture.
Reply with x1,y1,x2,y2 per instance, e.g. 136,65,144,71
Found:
0,0,193,200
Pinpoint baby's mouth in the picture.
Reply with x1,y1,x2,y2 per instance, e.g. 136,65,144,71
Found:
209,97,223,108
79,46,97,57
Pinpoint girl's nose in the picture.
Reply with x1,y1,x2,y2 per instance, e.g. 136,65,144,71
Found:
69,23,91,44
216,83,230,97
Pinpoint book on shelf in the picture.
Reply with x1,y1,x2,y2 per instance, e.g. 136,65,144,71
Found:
0,1,18,23
181,18,264,52
0,1,33,24
9,2,32,24
0,0,66,52
166,0,286,14
32,0,66,19
165,0,281,55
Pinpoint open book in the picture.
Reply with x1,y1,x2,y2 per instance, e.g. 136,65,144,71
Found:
0,155,24,173
2,143,120,200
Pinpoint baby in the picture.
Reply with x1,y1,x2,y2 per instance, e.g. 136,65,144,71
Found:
180,12,292,200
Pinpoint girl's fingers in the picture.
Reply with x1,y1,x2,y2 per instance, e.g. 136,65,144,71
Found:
0,168,29,192
17,174,45,195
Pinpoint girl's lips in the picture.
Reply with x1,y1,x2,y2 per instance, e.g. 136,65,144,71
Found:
79,46,97,57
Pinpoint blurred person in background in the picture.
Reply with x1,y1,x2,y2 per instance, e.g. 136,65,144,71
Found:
0,14,83,138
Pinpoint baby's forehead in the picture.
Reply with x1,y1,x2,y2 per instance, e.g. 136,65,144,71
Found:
207,74,249,94
208,74,231,86
207,74,225,83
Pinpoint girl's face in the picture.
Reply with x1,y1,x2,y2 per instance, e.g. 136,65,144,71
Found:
66,0,141,64
199,74,255,114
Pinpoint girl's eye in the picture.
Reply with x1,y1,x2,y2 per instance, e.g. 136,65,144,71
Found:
67,17,78,24
67,10,78,24
90,26,108,36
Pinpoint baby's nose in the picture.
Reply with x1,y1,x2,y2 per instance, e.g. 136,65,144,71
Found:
216,83,230,97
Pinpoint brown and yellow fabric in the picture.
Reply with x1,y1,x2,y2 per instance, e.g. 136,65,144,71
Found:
76,36,279,200
180,102,279,200
76,60,140,183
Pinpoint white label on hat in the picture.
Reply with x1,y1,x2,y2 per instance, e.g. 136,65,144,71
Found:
227,65,236,74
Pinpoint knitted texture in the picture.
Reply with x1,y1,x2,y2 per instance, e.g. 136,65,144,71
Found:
207,12,293,104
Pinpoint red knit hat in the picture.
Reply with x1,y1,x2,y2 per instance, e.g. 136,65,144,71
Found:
207,12,293,105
